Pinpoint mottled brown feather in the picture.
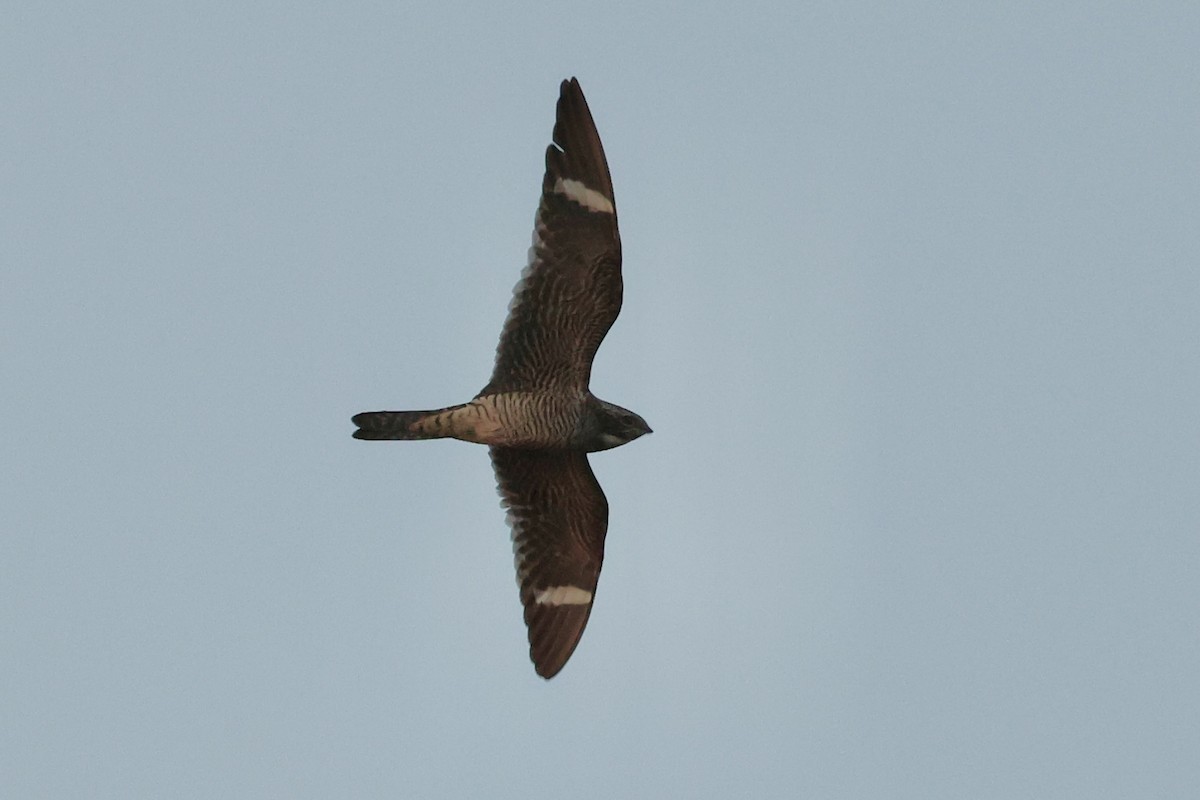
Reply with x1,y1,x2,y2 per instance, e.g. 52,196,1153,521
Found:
490,447,608,678
484,78,623,395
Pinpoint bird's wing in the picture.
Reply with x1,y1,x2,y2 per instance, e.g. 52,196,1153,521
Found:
485,78,623,395
490,446,609,678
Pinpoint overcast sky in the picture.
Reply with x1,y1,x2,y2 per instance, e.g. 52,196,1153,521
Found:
3,3,1198,798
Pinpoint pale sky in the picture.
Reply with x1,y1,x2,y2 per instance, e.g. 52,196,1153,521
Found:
3,3,1198,798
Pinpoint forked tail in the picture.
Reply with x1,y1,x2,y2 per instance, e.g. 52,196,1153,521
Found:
351,406,464,441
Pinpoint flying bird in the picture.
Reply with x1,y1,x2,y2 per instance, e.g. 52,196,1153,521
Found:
352,78,651,679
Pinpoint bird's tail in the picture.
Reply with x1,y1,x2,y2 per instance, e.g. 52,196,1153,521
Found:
351,405,467,441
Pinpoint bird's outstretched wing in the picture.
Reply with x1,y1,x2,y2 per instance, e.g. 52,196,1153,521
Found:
484,78,623,395
490,446,609,678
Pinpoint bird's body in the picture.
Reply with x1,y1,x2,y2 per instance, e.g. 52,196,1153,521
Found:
353,391,642,452
353,78,650,679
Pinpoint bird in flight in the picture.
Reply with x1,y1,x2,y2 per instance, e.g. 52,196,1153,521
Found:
352,78,651,679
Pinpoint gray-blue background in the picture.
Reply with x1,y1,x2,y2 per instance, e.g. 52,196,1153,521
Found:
4,3,1197,797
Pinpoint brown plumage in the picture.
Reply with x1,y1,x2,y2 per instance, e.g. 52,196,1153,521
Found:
353,78,650,678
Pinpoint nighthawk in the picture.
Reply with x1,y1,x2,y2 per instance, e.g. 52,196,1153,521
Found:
352,78,650,679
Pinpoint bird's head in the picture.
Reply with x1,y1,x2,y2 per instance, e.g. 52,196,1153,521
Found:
588,398,652,452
